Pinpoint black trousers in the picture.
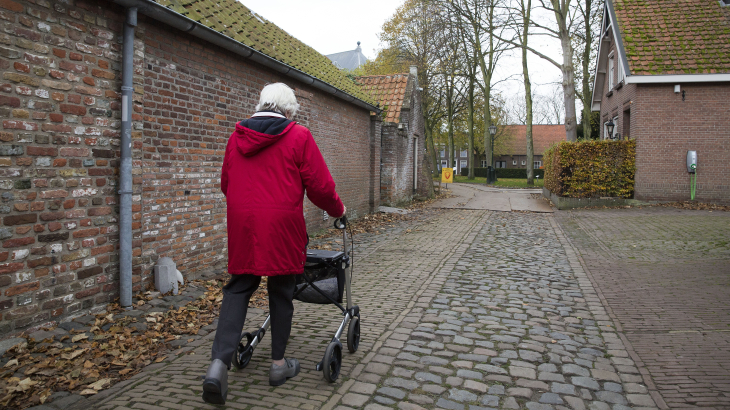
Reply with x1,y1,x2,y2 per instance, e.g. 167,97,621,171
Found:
211,274,296,366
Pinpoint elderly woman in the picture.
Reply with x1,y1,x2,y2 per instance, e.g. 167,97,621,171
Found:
203,83,346,404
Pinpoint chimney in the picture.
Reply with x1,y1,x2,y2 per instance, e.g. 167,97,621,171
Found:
409,65,417,77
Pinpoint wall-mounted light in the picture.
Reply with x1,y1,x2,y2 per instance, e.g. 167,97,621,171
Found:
674,84,681,93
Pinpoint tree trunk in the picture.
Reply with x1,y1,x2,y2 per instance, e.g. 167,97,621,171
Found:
467,77,475,179
425,123,439,177
551,0,578,142
581,0,593,140
523,0,534,185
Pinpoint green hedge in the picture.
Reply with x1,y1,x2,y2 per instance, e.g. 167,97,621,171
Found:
461,168,545,178
543,140,635,198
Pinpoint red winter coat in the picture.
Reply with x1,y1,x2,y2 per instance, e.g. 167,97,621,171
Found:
221,117,344,276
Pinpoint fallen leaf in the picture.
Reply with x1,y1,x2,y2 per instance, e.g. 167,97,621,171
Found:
79,389,97,396
4,359,18,368
72,334,88,343
88,378,112,390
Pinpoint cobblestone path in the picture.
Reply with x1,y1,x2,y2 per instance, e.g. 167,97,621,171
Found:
80,208,661,410
556,208,730,410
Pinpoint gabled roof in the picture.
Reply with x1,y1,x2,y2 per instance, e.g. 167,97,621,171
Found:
356,74,409,123
502,125,565,156
153,0,374,105
613,0,730,75
326,43,369,71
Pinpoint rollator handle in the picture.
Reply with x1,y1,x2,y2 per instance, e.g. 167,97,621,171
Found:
334,215,347,230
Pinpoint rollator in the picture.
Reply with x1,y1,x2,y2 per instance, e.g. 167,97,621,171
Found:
231,216,360,382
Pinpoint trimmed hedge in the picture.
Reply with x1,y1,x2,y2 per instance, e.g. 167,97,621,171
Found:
543,140,635,198
461,168,545,178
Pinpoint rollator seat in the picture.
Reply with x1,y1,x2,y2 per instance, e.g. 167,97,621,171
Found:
295,249,347,304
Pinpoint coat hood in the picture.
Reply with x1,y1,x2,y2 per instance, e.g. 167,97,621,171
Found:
233,118,296,157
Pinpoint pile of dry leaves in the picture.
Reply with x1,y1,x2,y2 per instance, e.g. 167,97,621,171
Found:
0,278,268,410
653,201,730,212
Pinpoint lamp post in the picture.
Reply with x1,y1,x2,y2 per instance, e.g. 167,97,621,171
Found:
487,125,497,183
606,119,615,140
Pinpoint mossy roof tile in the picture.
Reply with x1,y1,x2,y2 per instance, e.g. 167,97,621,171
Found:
153,0,374,105
356,74,409,123
614,0,730,75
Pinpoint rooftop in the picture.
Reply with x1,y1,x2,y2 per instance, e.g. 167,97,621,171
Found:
326,42,369,71
356,74,410,123
155,0,374,104
613,0,730,75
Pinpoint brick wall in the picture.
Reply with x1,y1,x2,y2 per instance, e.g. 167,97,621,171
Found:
380,73,430,205
633,83,730,204
0,0,135,333
0,0,376,335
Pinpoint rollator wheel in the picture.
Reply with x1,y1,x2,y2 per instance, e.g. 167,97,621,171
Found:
322,341,342,382
232,332,254,370
347,316,360,353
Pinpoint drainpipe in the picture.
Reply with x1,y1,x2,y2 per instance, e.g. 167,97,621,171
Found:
119,7,137,309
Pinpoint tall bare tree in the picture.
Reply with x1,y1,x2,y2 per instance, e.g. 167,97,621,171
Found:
573,0,602,140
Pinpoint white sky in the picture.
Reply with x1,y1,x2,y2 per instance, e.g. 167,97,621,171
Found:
243,0,576,123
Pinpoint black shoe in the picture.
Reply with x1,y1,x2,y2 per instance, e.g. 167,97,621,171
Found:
203,359,228,405
269,358,300,386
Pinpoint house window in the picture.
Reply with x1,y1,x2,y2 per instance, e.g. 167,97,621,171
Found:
495,161,506,168
608,53,615,89
617,56,624,83
521,160,526,166
460,160,467,170
481,160,488,167
440,160,448,169
512,160,517,166
534,161,542,168
460,150,467,157
439,149,445,157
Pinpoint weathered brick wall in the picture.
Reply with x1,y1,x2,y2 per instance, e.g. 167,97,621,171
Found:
598,36,637,141
0,0,376,335
141,22,374,285
0,0,143,333
380,74,430,205
633,83,730,204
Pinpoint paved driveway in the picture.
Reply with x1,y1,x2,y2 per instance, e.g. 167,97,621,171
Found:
555,208,730,410
432,184,553,213
74,191,667,410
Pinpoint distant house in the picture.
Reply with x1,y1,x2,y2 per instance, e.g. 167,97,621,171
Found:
441,125,564,174
592,0,730,204
357,68,433,204
326,42,369,70
491,125,565,170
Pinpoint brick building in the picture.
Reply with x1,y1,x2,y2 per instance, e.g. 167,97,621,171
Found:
483,124,564,170
0,0,386,334
592,0,730,204
358,69,432,205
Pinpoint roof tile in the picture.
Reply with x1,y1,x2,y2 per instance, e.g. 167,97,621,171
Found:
502,125,565,156
154,0,374,105
355,74,409,123
614,0,730,75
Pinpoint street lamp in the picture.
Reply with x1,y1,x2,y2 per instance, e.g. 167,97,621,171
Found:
487,125,497,184
606,119,615,140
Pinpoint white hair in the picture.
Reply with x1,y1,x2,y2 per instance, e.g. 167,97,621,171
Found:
255,83,300,118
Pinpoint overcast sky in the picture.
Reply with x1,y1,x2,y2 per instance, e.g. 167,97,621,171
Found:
243,0,573,123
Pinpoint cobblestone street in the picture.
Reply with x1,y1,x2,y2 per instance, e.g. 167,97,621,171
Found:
70,192,728,410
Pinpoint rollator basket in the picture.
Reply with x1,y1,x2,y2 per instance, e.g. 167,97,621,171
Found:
294,249,346,304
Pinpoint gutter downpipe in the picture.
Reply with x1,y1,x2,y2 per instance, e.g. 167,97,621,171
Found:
110,0,380,114
119,7,137,309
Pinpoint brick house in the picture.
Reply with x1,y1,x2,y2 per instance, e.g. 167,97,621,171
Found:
592,0,730,203
357,69,432,205
0,0,385,334
488,124,564,170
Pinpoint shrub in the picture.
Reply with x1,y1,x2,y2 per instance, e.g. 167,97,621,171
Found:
461,168,545,178
543,140,635,198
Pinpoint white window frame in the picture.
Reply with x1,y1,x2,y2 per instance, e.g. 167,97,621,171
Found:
495,161,506,168
439,149,445,157
460,150,467,157
440,160,448,168
617,55,624,83
521,160,526,166
608,52,615,89
481,160,488,167
512,160,517,166
460,160,467,170
534,161,542,168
